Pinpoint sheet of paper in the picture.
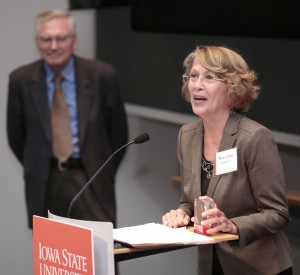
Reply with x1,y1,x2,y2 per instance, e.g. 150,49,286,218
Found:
113,223,217,247
48,212,114,275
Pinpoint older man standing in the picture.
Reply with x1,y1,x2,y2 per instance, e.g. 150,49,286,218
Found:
7,9,128,229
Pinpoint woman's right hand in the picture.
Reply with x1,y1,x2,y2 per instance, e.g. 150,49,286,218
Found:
162,209,190,228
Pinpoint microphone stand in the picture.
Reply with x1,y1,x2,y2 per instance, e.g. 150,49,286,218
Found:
67,133,149,218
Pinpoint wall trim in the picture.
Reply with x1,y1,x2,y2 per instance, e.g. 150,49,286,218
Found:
125,103,300,148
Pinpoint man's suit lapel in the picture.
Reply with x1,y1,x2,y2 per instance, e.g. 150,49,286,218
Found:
208,113,242,197
31,61,52,143
74,57,93,147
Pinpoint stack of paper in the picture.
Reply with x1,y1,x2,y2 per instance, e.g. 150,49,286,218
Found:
113,223,217,248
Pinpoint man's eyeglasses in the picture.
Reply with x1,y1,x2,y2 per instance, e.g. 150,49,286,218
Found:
182,73,224,84
37,35,72,47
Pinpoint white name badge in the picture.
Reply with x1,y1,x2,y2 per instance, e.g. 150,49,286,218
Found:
215,148,237,176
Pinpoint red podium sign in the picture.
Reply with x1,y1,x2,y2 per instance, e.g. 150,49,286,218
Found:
33,215,95,275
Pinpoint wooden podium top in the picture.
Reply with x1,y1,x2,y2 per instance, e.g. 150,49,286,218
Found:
114,226,238,262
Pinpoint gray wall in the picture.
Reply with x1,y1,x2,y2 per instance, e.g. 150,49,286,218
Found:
0,2,299,275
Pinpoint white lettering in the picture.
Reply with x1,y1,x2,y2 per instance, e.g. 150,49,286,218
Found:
39,263,83,275
62,249,87,271
39,242,61,264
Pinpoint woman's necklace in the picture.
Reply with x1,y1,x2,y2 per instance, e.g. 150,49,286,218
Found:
201,156,214,179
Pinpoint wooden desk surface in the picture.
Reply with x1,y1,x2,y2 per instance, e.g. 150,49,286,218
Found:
114,226,238,261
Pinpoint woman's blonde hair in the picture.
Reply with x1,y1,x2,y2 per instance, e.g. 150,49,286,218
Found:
181,45,260,113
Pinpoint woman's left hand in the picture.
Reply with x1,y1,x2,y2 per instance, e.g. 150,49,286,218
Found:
200,203,238,235
193,196,238,235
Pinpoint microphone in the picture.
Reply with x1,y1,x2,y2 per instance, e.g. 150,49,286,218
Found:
67,133,150,218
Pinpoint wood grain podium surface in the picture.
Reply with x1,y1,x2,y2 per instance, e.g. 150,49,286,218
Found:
114,226,238,262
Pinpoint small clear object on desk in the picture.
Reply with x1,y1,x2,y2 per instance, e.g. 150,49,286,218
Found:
194,198,211,236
